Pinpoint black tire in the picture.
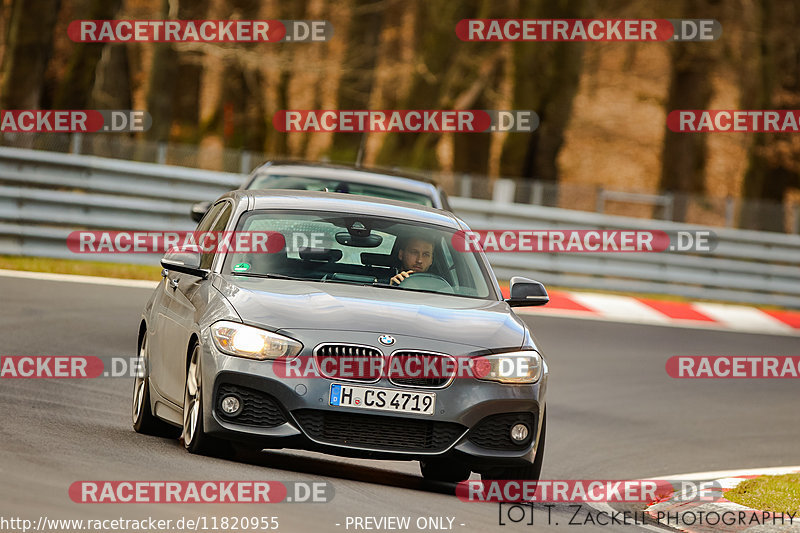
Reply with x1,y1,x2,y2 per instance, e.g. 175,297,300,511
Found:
482,411,546,481
420,459,472,483
132,331,181,437
182,343,230,456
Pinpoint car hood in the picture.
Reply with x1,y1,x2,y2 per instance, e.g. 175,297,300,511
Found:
214,276,526,351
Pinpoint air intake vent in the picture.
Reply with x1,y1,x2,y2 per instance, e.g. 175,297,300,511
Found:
293,409,465,452
216,383,287,427
314,343,384,382
388,351,456,388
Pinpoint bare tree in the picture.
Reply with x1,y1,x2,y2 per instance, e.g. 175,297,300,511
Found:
739,0,800,231
54,0,123,109
170,0,210,142
304,0,353,161
658,44,714,222
0,1,6,69
91,45,131,109
371,0,503,188
360,0,416,165
500,0,586,196
658,0,723,222
330,0,385,162
143,0,178,143
0,0,62,109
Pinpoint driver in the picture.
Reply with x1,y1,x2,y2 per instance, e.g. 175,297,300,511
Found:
390,234,435,285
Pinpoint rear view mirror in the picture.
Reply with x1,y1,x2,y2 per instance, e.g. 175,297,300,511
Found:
161,245,208,278
335,232,383,248
505,276,549,307
190,201,212,223
299,247,343,262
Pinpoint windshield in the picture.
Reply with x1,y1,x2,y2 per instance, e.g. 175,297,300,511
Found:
247,174,434,207
225,210,494,299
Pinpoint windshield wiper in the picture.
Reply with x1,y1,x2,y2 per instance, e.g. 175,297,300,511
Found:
229,272,307,281
369,283,455,297
318,277,379,286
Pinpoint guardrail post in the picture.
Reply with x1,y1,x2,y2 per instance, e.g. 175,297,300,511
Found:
663,193,674,221
493,178,516,204
156,142,167,164
595,187,605,213
240,150,252,174
531,180,543,205
725,197,736,228
459,173,472,198
69,133,83,154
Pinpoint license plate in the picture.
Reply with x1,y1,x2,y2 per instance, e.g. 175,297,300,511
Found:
329,384,435,415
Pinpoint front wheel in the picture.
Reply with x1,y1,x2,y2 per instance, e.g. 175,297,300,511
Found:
132,331,180,437
182,343,231,456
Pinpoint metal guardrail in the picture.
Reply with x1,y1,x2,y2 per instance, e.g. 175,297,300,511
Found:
0,148,237,264
5,132,799,232
595,189,674,220
1,146,799,308
451,198,800,308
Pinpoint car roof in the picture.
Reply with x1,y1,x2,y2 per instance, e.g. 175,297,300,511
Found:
220,189,463,229
247,161,441,196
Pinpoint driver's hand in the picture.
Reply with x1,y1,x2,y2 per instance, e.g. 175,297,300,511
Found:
390,270,414,285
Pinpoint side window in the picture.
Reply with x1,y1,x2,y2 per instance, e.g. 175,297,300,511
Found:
438,240,455,273
201,202,232,269
195,202,224,234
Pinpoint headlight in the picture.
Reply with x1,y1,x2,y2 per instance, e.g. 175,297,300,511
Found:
471,350,543,384
210,321,303,360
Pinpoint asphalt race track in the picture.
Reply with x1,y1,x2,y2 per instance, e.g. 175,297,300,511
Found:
1,275,798,532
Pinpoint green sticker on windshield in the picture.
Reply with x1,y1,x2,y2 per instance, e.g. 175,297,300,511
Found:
233,262,251,272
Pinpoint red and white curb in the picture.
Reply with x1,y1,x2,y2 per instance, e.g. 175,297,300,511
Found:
646,467,800,533
510,289,800,336
1,269,798,336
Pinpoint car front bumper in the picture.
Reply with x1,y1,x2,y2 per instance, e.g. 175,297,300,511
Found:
199,328,547,470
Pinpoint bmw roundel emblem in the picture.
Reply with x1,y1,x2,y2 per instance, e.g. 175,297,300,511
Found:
378,335,395,346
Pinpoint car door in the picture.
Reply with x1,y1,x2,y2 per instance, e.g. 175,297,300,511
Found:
150,201,227,405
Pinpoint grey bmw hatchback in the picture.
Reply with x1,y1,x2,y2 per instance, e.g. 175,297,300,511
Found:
133,190,549,482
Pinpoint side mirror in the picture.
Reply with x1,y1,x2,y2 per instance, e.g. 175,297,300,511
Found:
190,201,212,223
161,245,208,278
505,276,549,307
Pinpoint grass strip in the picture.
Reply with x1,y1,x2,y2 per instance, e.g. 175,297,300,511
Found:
725,474,800,513
0,255,161,281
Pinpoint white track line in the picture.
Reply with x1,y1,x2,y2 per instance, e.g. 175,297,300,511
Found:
653,465,800,481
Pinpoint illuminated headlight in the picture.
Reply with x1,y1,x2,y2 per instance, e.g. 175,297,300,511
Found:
471,350,543,384
210,321,302,360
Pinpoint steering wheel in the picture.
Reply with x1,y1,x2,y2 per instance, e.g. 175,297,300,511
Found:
397,272,454,293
